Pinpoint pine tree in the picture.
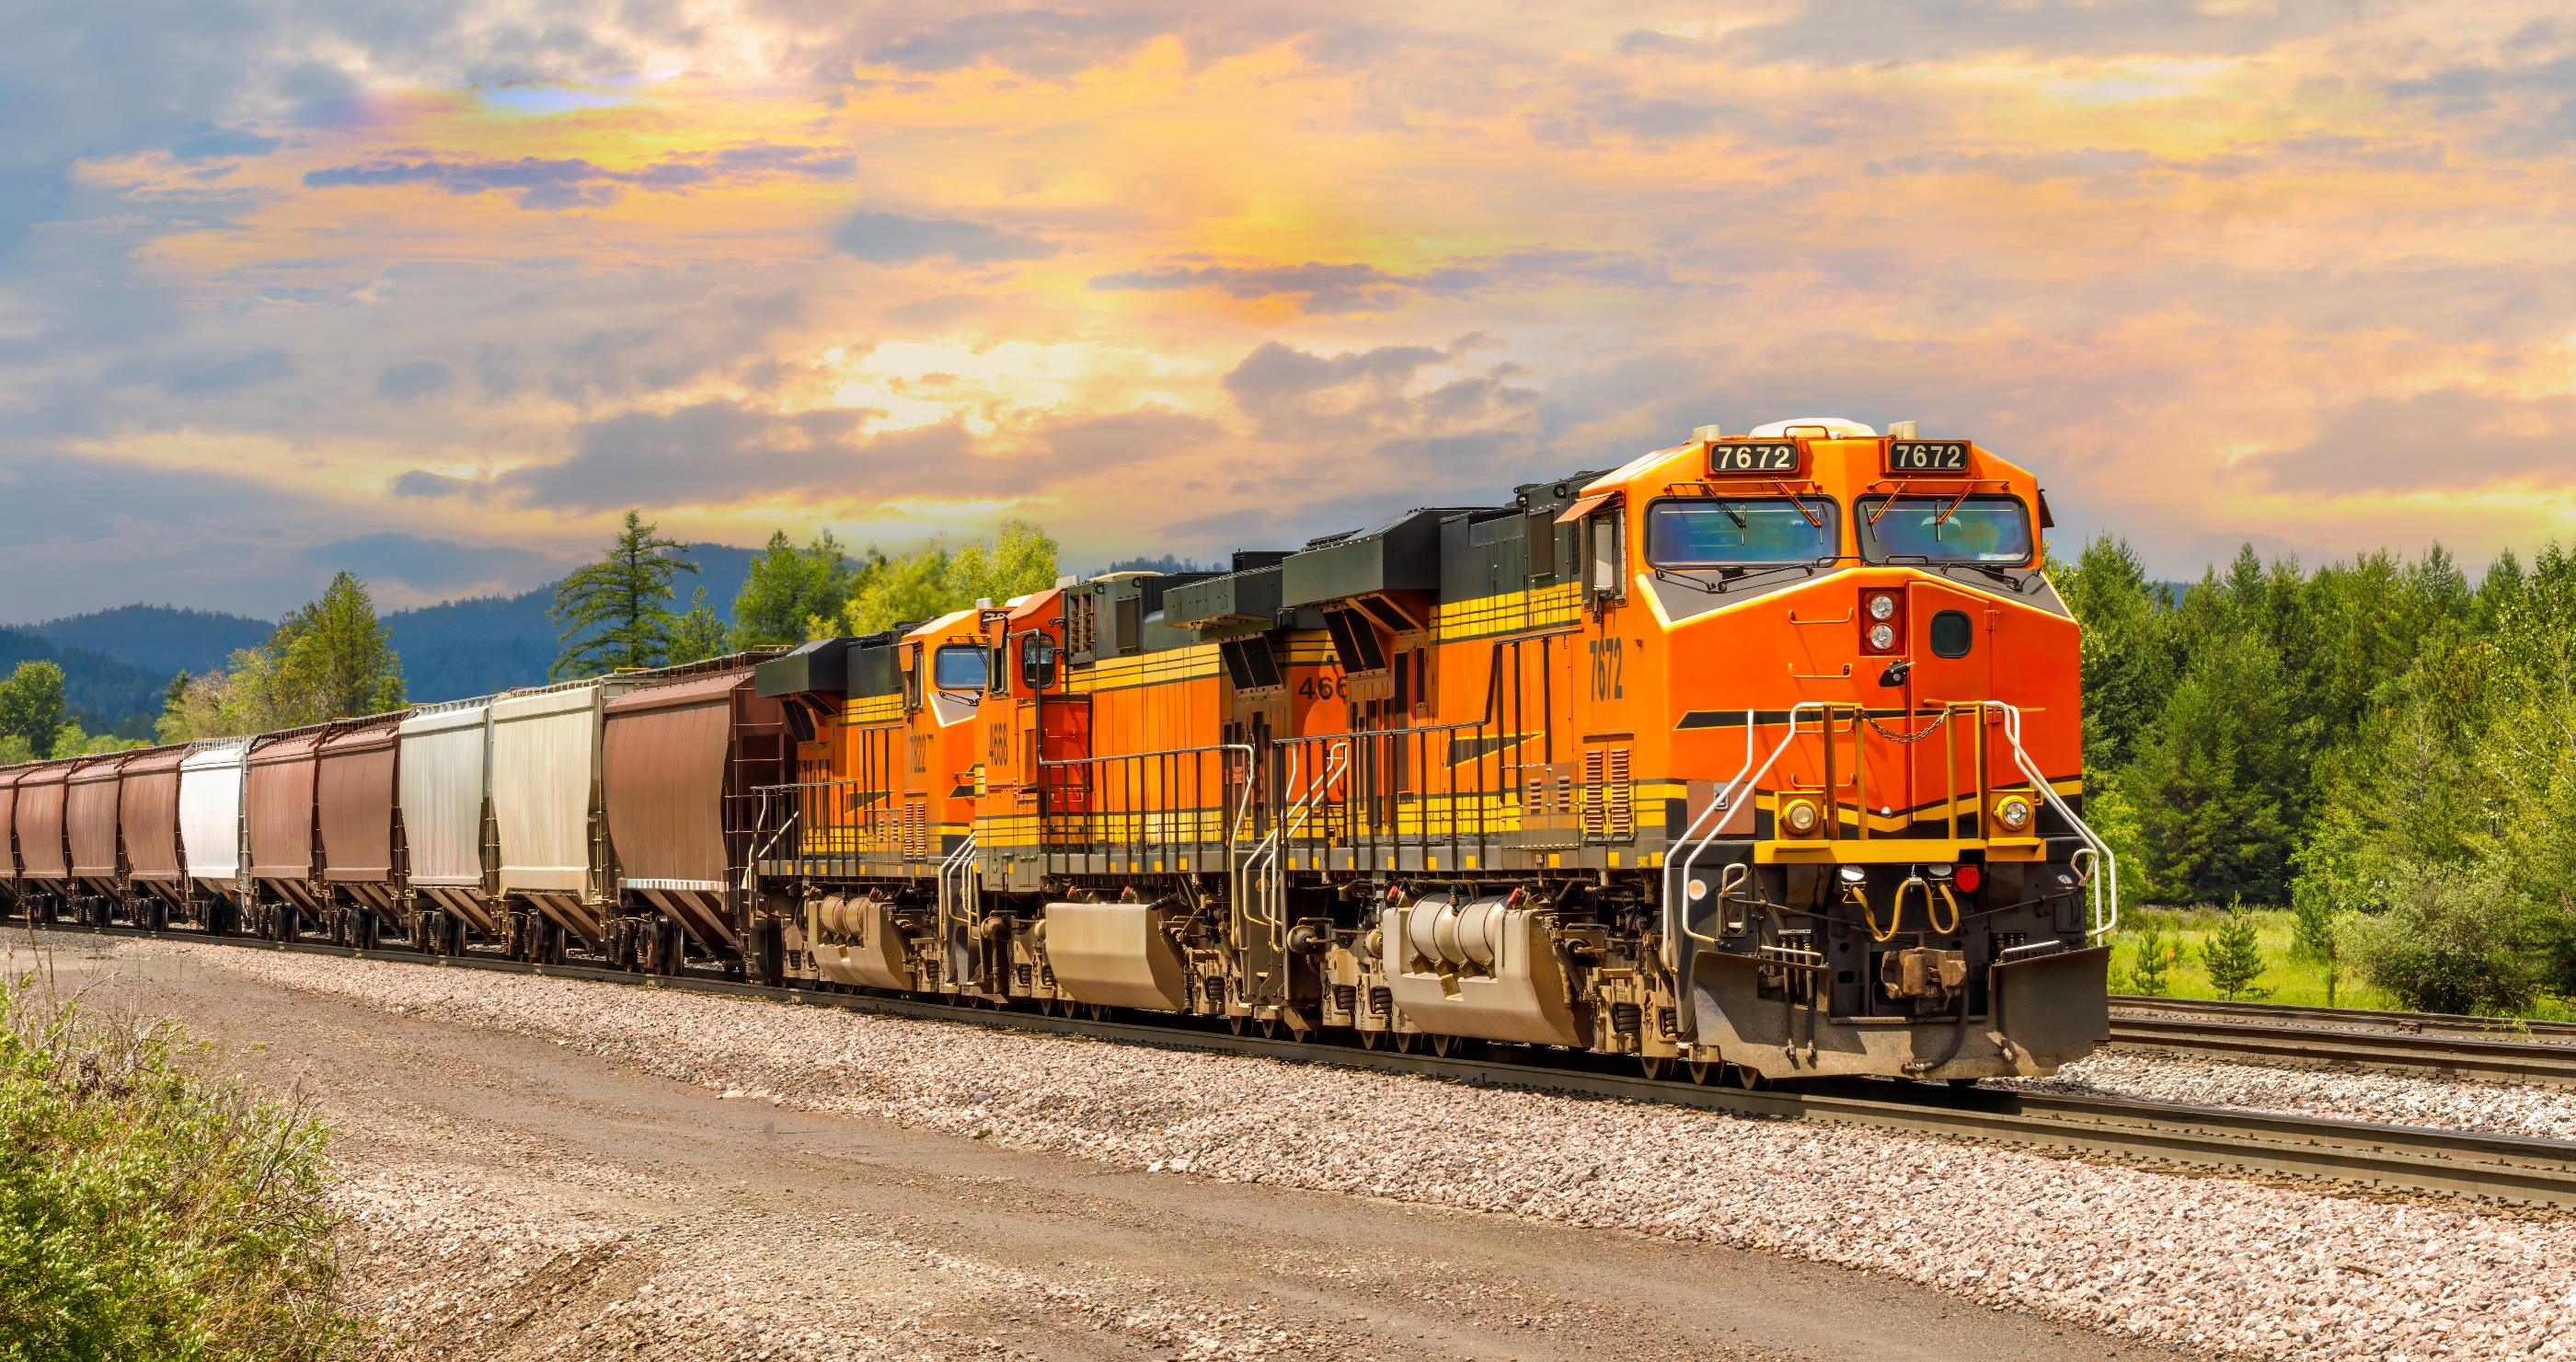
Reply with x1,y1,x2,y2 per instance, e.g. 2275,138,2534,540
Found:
2127,926,2175,997
2201,901,2271,1000
670,587,730,664
551,511,700,678
270,571,405,720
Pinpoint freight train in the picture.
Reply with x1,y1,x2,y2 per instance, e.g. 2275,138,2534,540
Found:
0,419,2115,1085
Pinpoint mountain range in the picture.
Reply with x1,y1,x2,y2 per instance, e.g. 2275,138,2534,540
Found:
7,544,760,734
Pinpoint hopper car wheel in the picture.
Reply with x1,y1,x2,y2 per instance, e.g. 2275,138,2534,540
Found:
1638,1056,1671,1081
1087,1003,1111,1022
1686,1059,1719,1086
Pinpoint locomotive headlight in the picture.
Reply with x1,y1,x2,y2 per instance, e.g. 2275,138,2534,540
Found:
1782,799,1821,836
1995,795,2034,832
1868,623,1897,651
1868,593,1898,621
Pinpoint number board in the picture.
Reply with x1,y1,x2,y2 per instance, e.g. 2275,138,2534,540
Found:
1707,441,1802,476
1887,440,1972,474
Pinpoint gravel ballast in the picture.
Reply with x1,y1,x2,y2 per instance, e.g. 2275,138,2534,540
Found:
2019,1052,2576,1143
98,938,2576,1360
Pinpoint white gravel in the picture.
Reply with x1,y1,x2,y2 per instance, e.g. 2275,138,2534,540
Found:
102,938,2576,1361
2016,1052,2576,1143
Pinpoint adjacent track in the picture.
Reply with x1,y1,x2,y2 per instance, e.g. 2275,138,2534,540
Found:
2114,993,2576,1042
2109,1001,2576,1088
24,919,2576,1208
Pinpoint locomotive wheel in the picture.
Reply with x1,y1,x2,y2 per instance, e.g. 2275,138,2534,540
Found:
1258,1018,1281,1040
1392,1032,1421,1055
1359,1031,1384,1050
1227,1016,1247,1035
1087,1003,1111,1022
1638,1056,1671,1081
1686,1059,1719,1086
1429,1033,1462,1059
1729,1064,1765,1091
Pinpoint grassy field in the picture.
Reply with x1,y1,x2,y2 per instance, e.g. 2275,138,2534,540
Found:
2109,906,2576,1022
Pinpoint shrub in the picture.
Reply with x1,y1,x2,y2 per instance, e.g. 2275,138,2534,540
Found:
2200,902,2271,1000
2127,926,2177,996
2338,862,2549,1016
0,974,352,1360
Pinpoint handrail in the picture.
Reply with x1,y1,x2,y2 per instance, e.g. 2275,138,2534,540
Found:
937,829,979,988
1982,700,2119,941
1667,703,1825,968
1237,740,1348,952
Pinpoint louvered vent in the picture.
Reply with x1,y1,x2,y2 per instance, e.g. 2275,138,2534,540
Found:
1581,749,1606,838
1607,747,1634,841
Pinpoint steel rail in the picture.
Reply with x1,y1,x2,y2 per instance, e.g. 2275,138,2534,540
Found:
2107,1012,2576,1088
26,919,2576,1207
2115,993,2576,1043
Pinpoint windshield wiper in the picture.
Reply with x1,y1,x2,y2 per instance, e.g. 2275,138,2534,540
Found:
1718,502,1748,528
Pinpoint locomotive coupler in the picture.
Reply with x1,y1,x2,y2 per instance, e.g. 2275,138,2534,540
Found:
1880,947,1970,1010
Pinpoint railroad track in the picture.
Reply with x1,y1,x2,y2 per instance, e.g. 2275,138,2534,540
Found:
2109,1003,2576,1088
2113,993,2576,1043
25,919,2576,1209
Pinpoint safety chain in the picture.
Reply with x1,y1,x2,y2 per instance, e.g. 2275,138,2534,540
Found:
1863,707,1952,745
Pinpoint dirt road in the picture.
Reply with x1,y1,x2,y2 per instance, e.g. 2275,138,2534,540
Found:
25,934,2168,1361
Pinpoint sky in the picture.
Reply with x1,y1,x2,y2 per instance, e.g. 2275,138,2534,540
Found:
4,0,2573,619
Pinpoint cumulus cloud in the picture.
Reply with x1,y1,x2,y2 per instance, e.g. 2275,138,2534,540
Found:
861,10,1169,78
1094,251,1666,315
2237,389,2576,494
376,358,454,399
834,210,1059,266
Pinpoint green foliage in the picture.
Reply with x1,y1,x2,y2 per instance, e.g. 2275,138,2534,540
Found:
2199,903,2271,1000
841,520,1062,637
550,511,701,678
2126,926,2176,996
2337,862,2553,1016
2126,632,2300,904
730,530,868,651
0,974,353,1359
158,574,404,742
669,587,730,665
0,661,67,759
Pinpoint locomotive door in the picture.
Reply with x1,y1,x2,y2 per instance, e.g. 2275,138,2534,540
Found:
1903,581,1995,836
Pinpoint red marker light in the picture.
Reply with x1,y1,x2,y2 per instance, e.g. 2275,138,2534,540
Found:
1955,866,1982,894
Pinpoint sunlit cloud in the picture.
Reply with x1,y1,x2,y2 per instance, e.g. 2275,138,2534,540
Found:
5,0,2576,619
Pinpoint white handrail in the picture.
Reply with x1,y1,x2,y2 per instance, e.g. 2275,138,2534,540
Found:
1981,700,2119,941
1665,703,1826,971
937,829,980,987
1238,740,1349,949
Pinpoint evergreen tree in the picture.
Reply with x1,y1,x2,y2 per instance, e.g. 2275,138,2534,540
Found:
0,661,67,759
2127,631,2300,904
270,571,405,719
730,529,868,650
550,511,700,678
2200,903,2271,1000
669,588,730,664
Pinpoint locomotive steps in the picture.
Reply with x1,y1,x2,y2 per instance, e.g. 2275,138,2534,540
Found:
49,919,2576,1210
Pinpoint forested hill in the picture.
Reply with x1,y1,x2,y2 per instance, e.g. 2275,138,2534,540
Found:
0,628,171,738
381,544,756,701
9,543,763,727
26,605,272,678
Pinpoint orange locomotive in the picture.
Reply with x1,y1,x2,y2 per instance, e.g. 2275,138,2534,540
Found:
753,416,2115,1084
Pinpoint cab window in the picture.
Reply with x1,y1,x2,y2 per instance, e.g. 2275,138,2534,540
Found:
1645,498,1839,568
932,644,989,691
1856,496,2033,565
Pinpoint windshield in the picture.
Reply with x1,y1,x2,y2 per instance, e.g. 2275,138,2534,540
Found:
932,644,989,691
1857,495,2033,565
1645,498,1840,568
